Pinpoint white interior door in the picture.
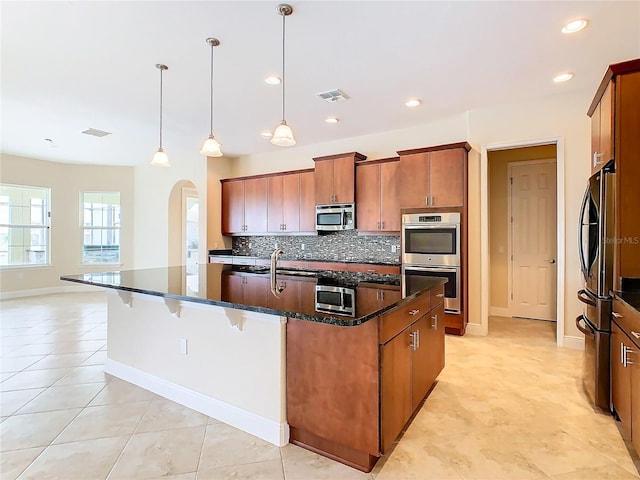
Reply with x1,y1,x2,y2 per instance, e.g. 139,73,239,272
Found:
509,161,557,321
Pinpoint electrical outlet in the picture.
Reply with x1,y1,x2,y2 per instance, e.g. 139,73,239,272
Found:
274,242,278,249
180,338,188,355
248,242,252,249
301,243,305,250
391,245,397,253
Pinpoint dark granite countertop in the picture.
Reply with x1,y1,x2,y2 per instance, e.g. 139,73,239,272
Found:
60,264,445,327
208,254,400,266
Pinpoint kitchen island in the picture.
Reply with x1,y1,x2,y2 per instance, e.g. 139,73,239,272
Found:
61,263,446,472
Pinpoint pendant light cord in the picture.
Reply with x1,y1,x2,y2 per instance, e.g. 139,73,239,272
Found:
159,67,164,149
281,12,286,122
209,42,214,135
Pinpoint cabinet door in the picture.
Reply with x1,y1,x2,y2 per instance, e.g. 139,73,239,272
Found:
221,274,245,304
333,156,356,204
411,315,431,409
299,171,316,232
356,163,381,231
590,99,602,174
612,322,632,440
267,175,284,233
268,278,300,313
398,153,430,208
314,160,334,205
282,174,300,232
221,181,245,234
243,275,269,309
427,303,446,388
429,148,465,207
380,161,400,231
591,82,614,173
380,327,413,453
244,177,268,233
632,357,640,455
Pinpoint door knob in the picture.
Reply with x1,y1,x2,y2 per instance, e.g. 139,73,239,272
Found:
545,259,556,264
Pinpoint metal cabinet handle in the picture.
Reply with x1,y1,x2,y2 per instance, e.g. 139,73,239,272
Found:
409,331,417,350
593,152,603,167
431,196,435,206
416,329,420,349
624,345,635,367
425,196,430,206
612,312,623,318
436,293,445,298
431,314,438,329
409,309,420,316
377,221,380,229
381,221,385,229
632,331,640,340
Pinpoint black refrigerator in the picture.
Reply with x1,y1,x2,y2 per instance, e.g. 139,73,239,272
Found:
576,161,615,411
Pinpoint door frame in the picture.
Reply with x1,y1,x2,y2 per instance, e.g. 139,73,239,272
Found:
181,187,199,270
478,137,566,347
507,159,557,320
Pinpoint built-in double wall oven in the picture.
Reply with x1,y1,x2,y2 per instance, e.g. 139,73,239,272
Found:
402,212,461,313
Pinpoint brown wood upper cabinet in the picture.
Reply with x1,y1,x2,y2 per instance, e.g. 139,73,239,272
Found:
221,177,268,234
268,173,300,233
589,59,640,287
222,169,315,235
313,152,365,205
356,158,400,232
397,143,470,209
589,81,614,175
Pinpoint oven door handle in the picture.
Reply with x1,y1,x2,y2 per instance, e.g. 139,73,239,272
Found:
577,289,597,307
404,266,458,273
575,314,595,338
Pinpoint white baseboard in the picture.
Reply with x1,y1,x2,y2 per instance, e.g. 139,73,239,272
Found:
105,358,289,447
489,306,510,317
562,335,585,350
465,323,485,336
0,284,102,300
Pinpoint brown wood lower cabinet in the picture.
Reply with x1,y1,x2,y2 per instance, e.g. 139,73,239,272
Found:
287,284,445,472
611,296,640,455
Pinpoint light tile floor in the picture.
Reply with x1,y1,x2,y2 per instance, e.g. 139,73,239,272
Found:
1,292,639,479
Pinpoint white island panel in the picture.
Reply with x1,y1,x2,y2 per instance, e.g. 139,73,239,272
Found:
104,290,288,446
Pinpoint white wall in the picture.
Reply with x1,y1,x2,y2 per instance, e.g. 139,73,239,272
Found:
132,153,232,269
0,154,134,295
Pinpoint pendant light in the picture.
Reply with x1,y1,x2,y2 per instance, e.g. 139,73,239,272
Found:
150,64,170,167
200,37,223,157
271,3,296,146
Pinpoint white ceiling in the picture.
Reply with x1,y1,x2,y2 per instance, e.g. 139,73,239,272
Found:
2,1,639,167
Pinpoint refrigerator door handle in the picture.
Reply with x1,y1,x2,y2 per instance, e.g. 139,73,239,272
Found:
578,187,590,279
575,315,595,338
577,289,597,307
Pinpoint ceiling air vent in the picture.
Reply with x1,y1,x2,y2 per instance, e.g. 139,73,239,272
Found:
316,89,349,103
81,128,111,137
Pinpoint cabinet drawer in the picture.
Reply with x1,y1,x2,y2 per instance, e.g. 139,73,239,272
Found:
379,293,431,344
613,298,640,347
431,284,445,307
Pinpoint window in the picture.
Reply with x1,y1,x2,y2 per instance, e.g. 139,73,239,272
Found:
0,184,51,267
82,192,120,264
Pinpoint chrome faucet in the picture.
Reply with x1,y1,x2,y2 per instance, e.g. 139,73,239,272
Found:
270,248,285,297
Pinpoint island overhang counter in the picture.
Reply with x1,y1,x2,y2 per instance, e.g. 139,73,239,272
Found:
61,263,446,472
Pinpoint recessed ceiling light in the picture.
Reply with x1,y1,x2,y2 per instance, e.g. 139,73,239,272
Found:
260,130,273,138
553,72,574,83
264,75,281,85
562,19,588,34
405,98,422,108
325,116,339,124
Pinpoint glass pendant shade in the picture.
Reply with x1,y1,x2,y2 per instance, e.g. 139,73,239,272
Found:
150,148,170,167
271,121,296,147
200,135,223,157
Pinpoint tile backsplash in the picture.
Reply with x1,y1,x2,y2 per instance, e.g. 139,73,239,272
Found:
233,231,401,264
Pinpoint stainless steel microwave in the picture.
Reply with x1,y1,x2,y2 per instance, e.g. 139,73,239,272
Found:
315,284,355,317
316,203,355,231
